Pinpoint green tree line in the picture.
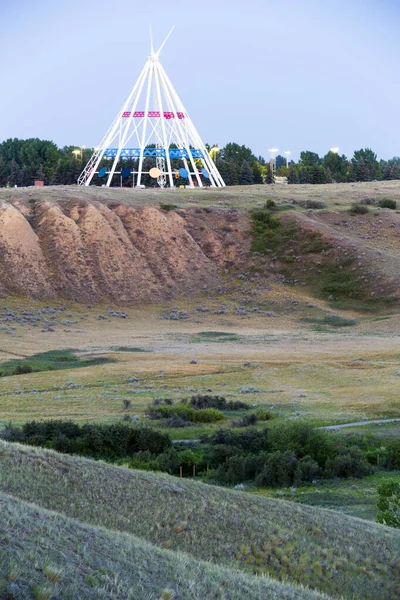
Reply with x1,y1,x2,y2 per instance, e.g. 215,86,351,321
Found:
1,137,399,187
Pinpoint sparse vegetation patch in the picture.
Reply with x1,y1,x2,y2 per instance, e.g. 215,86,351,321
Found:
0,349,113,378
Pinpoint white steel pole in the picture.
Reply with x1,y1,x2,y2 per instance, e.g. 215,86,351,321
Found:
157,67,194,188
184,118,225,187
158,63,225,187
157,64,201,187
164,78,225,187
106,61,149,187
154,62,174,188
82,62,149,186
137,61,154,187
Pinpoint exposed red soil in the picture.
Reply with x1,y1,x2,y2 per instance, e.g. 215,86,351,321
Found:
0,198,251,303
1,192,400,304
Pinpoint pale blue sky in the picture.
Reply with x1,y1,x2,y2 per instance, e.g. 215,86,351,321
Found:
1,0,399,160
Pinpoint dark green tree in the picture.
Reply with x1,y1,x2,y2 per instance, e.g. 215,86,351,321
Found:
299,151,321,167
265,164,274,184
8,159,20,186
323,151,349,182
218,160,231,185
355,158,369,182
377,479,400,528
221,143,255,164
239,160,254,185
50,160,63,185
252,162,263,184
299,167,313,184
383,165,391,179
390,164,400,180
347,162,357,182
311,165,327,184
287,166,299,184
18,165,32,187
35,163,45,183
228,162,239,186
352,148,378,181
275,154,287,170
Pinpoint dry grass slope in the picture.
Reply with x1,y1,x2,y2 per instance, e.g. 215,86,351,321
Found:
0,493,330,600
0,441,399,600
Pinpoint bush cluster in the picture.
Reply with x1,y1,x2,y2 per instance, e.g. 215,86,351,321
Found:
3,420,392,489
188,395,249,411
203,423,372,487
148,395,249,426
2,420,171,458
147,404,224,424
349,203,369,214
379,198,397,209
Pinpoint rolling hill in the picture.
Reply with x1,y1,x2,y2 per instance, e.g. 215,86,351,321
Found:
0,440,399,599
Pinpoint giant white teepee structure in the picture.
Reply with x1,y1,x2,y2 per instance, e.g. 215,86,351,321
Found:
78,28,225,189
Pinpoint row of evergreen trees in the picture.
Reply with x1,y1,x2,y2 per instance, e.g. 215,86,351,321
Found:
284,149,400,185
0,138,399,187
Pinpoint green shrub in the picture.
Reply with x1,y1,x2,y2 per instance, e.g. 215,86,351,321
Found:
360,198,378,205
201,444,242,468
250,210,282,254
215,455,247,485
325,446,370,478
320,268,360,299
256,408,274,421
385,440,400,470
159,203,177,211
154,448,180,473
268,422,334,466
188,395,249,411
203,428,270,453
301,231,331,253
377,478,400,528
0,349,113,378
153,398,173,406
251,208,281,229
214,454,265,485
165,416,195,428
14,363,33,375
349,204,369,214
295,456,320,484
378,198,397,209
147,404,224,424
3,420,171,458
300,315,357,327
232,414,259,427
255,451,297,487
302,200,326,209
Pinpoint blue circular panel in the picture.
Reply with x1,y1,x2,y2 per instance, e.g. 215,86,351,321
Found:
98,167,107,178
121,167,131,178
179,167,188,178
201,168,210,179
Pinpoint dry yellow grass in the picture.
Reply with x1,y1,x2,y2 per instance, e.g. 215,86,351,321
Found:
1,440,399,599
2,179,400,211
1,297,400,426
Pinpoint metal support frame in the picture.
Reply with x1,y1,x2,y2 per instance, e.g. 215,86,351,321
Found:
78,29,225,189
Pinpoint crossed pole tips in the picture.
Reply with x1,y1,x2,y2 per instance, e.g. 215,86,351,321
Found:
78,27,225,189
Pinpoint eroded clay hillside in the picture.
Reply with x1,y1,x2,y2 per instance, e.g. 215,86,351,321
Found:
1,185,400,305
0,196,251,302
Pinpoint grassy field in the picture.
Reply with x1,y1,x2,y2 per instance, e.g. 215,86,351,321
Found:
0,349,113,377
1,492,332,600
1,182,400,598
252,470,400,521
3,179,400,211
1,330,399,431
1,440,399,600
